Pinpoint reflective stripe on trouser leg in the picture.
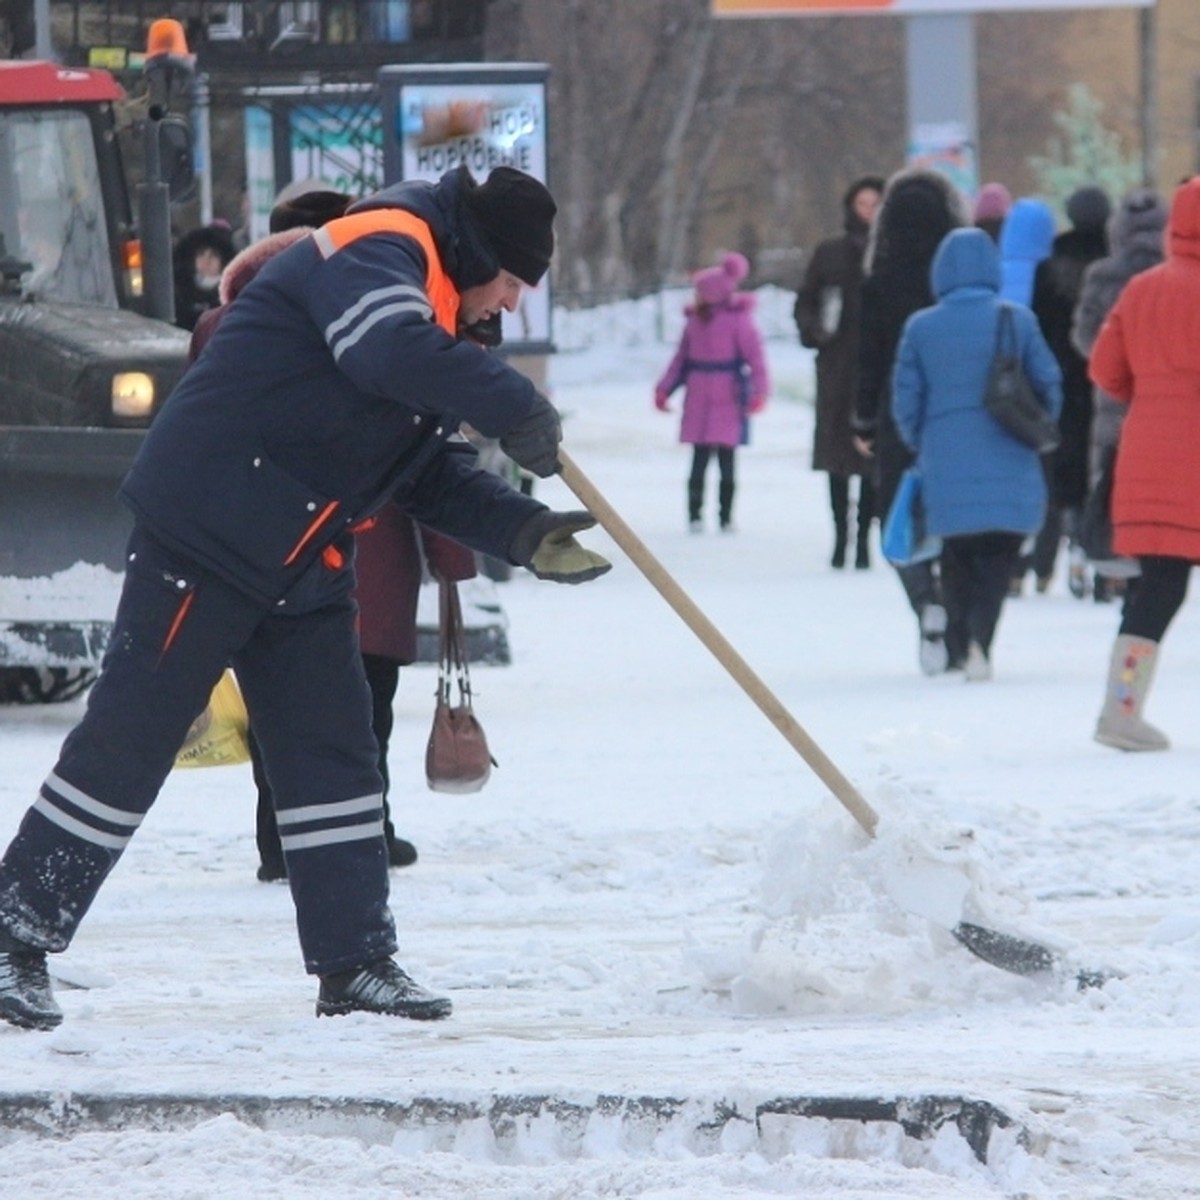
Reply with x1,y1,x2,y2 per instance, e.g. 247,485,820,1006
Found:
0,528,262,951
234,594,396,977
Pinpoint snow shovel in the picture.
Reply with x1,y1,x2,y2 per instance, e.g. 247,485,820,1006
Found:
557,448,1086,982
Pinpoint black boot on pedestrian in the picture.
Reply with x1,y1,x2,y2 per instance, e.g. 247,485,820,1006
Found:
831,534,847,570
0,926,62,1031
316,958,451,1020
388,837,418,869
718,478,735,534
855,513,872,569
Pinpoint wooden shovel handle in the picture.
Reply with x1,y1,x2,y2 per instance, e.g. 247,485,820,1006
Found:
556,448,879,838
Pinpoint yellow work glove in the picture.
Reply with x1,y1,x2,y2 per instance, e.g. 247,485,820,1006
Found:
509,510,611,584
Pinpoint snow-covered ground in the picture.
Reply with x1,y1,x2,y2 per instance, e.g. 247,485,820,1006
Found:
4,293,1200,1198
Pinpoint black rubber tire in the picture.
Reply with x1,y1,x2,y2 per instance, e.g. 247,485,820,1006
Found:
0,667,98,705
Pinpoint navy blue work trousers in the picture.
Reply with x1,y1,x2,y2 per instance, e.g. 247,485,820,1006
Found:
0,525,396,976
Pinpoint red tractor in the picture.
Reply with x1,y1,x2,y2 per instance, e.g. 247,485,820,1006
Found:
0,22,194,702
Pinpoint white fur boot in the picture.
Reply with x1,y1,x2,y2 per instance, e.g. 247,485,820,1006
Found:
1094,634,1170,752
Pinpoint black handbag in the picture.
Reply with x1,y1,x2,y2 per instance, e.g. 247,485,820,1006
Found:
1079,444,1117,563
983,304,1060,454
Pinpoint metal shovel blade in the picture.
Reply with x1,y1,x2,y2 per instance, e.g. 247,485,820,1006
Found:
951,922,1057,976
953,922,1117,990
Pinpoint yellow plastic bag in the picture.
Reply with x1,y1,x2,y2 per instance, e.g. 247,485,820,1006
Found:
175,669,251,769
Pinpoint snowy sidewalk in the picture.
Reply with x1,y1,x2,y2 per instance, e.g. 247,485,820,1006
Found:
5,327,1200,1197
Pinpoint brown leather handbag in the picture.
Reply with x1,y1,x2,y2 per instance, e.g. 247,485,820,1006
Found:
425,581,496,793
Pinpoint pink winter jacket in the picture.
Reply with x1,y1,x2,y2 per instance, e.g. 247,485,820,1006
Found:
657,294,769,447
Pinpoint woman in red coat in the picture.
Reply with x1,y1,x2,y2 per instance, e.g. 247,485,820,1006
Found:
1087,176,1200,751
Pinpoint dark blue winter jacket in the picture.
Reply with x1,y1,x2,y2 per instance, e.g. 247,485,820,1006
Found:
892,227,1063,539
121,169,544,605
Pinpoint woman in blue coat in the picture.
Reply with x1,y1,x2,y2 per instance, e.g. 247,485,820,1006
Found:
892,228,1062,679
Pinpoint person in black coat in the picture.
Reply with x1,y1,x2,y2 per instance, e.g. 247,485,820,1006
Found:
852,168,968,672
171,223,236,332
1021,185,1111,596
794,174,884,569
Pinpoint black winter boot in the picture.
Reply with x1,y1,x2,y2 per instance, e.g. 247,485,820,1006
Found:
317,958,451,1020
388,837,418,868
829,476,849,568
854,520,871,570
718,478,735,531
855,477,876,570
0,927,62,1031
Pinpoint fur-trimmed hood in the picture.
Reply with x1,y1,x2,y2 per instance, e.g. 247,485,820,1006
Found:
218,229,311,305
864,167,969,278
173,224,236,272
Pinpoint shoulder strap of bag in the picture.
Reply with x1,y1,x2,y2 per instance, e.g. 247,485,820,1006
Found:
436,581,453,706
996,302,1019,357
437,580,474,711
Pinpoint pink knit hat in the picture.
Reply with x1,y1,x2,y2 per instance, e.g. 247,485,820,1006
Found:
972,182,1013,223
693,252,749,306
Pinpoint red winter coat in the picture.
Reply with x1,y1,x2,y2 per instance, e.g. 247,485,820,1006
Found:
354,504,474,664
1089,177,1200,562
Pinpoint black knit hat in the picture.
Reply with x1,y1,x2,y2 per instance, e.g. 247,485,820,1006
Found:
1065,185,1112,233
461,166,556,286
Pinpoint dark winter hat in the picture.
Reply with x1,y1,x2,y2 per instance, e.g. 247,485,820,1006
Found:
693,251,749,306
843,175,886,210
269,180,352,233
1065,185,1112,233
461,166,557,286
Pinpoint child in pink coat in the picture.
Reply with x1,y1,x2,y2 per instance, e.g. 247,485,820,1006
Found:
655,252,769,531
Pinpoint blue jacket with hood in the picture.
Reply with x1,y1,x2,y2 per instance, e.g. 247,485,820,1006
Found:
892,227,1063,539
998,197,1057,306
120,167,544,607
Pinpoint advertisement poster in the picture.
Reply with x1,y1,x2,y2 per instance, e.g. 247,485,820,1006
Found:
713,0,1152,13
381,67,551,351
908,120,977,197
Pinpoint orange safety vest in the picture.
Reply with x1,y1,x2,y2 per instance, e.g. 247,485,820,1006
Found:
312,209,461,335
308,210,462,572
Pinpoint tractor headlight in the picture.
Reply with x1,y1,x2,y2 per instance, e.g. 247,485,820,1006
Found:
111,372,156,419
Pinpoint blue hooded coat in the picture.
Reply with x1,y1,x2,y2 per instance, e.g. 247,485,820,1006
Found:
892,228,1063,539
998,197,1057,306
